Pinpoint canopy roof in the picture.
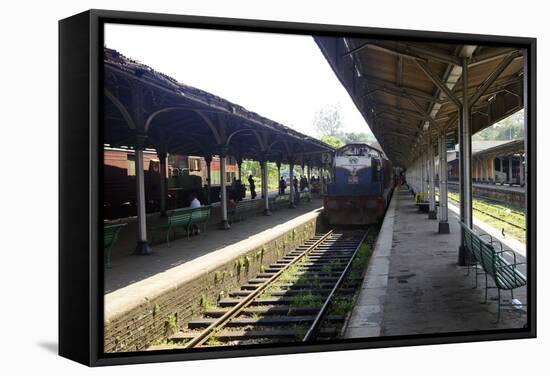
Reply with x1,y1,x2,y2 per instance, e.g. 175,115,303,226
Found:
473,138,524,159
103,48,333,165
314,37,524,167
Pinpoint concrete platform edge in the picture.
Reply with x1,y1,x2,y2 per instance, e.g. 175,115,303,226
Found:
105,208,323,322
344,193,397,338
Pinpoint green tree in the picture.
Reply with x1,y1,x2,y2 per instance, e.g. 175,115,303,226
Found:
341,131,374,144
321,135,345,148
313,104,343,137
473,109,524,141
240,160,279,191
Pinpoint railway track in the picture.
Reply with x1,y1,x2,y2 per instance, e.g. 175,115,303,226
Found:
447,195,526,231
167,229,369,348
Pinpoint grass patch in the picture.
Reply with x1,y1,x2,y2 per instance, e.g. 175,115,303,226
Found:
447,192,525,243
290,292,323,307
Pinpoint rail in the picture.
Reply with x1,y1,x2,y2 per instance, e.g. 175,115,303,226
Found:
181,229,369,347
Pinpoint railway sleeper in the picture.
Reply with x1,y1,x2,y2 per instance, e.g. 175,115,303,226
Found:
253,271,345,280
272,261,347,267
239,282,346,290
202,305,322,317
171,327,338,342
282,255,353,261
247,276,357,285
285,251,355,258
263,267,345,274
228,288,356,297
218,293,355,307
187,315,346,329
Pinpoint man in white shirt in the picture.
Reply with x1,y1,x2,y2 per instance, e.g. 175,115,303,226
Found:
189,192,201,234
190,194,201,209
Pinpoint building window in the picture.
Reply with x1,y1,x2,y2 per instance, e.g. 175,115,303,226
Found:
189,158,201,172
127,155,136,176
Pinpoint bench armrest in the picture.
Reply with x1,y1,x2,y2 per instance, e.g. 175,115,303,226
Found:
479,234,503,251
496,249,518,264
495,262,526,273
495,262,527,284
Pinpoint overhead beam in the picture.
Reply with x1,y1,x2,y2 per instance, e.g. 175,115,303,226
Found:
469,51,521,107
373,103,437,123
345,40,461,66
404,93,438,128
382,122,419,137
364,86,445,105
360,75,445,104
415,60,462,108
468,48,522,68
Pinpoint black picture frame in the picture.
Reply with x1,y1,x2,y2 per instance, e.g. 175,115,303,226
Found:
59,9,536,367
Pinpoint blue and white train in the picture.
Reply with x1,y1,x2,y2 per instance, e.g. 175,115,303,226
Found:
324,143,394,225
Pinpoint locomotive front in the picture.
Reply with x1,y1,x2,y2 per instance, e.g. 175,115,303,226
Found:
324,144,392,225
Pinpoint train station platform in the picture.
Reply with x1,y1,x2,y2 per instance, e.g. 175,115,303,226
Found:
104,198,323,321
447,181,525,208
345,187,527,338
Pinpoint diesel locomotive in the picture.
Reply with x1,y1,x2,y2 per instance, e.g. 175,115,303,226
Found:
324,143,393,225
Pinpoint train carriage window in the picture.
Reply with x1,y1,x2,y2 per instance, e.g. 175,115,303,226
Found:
127,155,136,176
189,158,201,172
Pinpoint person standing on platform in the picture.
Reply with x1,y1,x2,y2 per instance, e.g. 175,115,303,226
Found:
248,174,257,199
231,177,239,201
279,177,287,195
300,176,307,192
293,176,299,194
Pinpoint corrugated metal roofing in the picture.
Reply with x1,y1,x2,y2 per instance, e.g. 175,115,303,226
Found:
314,37,525,167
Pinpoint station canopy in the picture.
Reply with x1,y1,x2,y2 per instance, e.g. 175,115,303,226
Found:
314,37,525,168
103,48,333,165
473,138,524,160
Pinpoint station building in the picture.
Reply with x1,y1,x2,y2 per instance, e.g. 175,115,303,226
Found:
101,35,531,352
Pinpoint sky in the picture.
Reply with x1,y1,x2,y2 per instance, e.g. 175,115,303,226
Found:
104,23,374,139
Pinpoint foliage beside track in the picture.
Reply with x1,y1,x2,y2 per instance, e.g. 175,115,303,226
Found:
447,191,526,243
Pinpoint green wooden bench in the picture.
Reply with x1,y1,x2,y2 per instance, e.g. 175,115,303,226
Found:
150,207,192,246
190,205,211,232
298,191,311,203
269,194,290,211
104,223,127,268
150,206,211,246
229,200,258,222
458,221,527,322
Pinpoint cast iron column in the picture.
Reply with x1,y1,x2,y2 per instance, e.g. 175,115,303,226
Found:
508,156,514,185
458,57,472,266
134,133,152,255
158,151,167,217
276,161,281,195
261,159,271,215
519,153,524,186
205,155,212,205
428,141,437,219
237,158,243,182
438,132,450,233
219,147,230,229
288,159,296,208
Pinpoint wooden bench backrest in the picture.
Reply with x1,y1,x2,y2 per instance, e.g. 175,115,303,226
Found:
169,209,193,226
190,206,211,222
104,223,126,248
458,221,487,263
480,242,526,289
458,221,526,290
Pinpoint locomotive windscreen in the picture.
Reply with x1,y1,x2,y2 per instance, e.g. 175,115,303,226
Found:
336,144,382,158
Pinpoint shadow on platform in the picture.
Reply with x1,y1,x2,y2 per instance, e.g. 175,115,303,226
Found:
105,199,323,294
